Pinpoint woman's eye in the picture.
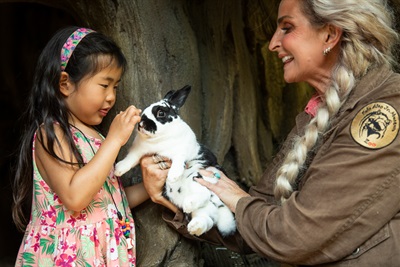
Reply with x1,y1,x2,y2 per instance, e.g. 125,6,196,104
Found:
157,110,165,118
281,25,292,33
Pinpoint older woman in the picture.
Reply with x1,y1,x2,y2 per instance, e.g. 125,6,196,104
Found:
138,0,400,266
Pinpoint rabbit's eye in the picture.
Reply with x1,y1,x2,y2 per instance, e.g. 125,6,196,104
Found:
157,110,166,118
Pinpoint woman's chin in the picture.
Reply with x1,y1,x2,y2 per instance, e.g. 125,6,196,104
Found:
283,72,301,84
283,75,295,84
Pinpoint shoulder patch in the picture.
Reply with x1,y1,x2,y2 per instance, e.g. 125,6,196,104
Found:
350,102,399,149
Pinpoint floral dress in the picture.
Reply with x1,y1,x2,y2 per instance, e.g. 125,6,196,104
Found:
15,127,136,267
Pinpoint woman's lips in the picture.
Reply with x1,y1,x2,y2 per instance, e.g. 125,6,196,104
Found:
282,55,294,64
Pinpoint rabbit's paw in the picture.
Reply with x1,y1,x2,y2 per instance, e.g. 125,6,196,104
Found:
167,165,184,183
187,216,213,236
183,197,201,213
114,161,131,176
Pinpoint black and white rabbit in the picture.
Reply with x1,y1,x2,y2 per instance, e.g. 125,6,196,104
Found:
115,85,236,236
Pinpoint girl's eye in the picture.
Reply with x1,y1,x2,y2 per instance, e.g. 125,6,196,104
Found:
157,110,166,118
100,84,108,89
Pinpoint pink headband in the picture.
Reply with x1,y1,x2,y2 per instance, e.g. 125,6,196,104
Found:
60,28,95,71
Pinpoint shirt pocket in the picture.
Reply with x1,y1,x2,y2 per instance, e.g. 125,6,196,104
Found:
342,223,390,261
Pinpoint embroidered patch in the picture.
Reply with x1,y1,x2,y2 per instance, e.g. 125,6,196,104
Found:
351,102,399,149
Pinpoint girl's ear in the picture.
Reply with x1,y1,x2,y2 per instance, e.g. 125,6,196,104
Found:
59,71,72,97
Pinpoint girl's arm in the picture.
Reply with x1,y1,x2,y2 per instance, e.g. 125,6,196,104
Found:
35,106,141,212
124,182,150,208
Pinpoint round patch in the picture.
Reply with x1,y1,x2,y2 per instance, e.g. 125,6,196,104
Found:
351,102,399,149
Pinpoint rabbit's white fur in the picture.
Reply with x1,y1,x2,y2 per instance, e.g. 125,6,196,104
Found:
115,85,236,236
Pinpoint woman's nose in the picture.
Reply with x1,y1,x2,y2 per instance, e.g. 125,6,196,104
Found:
268,30,280,52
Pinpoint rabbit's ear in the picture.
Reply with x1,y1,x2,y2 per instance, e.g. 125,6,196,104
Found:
165,85,191,109
163,90,175,100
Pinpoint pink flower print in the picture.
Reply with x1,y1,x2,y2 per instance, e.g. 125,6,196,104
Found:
42,206,57,226
107,204,117,218
39,180,50,192
72,134,79,143
31,242,40,252
40,226,50,236
67,216,76,227
55,253,76,267
34,232,40,242
69,243,77,251
76,212,86,221
40,217,48,226
60,240,69,251
64,40,75,50
81,224,93,236
90,228,100,247
61,54,68,62
72,33,83,40
94,139,102,147
24,231,34,249
53,194,61,204
114,225,123,244
43,206,56,218
107,238,118,260
31,233,40,252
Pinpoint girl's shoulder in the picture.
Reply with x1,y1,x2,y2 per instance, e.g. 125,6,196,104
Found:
35,123,69,146
34,123,77,167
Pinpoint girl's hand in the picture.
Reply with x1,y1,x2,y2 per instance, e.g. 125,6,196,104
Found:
196,167,250,213
108,105,141,147
140,155,178,213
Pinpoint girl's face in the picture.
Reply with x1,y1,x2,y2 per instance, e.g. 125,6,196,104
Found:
62,58,123,128
269,0,332,93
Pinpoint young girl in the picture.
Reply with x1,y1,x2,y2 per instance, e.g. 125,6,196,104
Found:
12,26,148,266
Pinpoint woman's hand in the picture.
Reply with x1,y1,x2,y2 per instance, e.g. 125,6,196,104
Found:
108,105,142,147
196,167,250,213
140,155,178,213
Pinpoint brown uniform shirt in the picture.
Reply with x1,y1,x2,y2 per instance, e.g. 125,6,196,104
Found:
163,66,400,266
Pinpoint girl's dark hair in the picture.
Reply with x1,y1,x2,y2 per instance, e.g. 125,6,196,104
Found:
12,26,127,232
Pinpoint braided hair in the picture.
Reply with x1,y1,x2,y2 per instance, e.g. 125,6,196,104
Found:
274,0,399,202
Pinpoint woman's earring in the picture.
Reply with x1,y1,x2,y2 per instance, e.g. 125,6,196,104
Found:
323,47,332,56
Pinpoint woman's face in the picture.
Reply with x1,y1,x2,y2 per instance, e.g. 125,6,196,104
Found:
269,0,332,92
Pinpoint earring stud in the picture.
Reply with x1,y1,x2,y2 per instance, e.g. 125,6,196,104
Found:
323,47,332,56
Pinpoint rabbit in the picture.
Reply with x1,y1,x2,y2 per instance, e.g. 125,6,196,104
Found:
115,85,236,236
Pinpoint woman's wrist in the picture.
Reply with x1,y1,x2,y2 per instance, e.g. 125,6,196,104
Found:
151,193,178,213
